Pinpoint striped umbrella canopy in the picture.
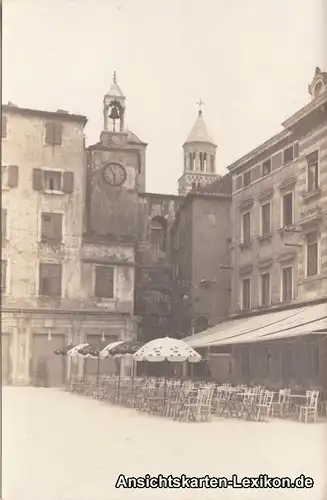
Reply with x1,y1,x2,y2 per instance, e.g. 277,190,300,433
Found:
67,343,89,357
133,337,201,363
109,340,144,358
78,345,101,359
54,344,74,355
99,341,124,359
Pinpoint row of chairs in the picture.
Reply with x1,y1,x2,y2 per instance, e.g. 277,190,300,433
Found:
69,377,322,423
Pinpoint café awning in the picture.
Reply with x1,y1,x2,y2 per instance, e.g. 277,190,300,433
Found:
184,302,327,348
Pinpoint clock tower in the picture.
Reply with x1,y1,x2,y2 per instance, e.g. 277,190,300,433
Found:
178,100,220,196
84,72,147,240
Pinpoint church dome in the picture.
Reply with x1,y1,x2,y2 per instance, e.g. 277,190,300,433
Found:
184,110,216,146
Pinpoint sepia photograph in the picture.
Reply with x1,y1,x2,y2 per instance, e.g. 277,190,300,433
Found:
1,0,327,499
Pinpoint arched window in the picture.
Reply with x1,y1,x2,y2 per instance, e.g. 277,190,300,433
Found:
189,152,193,171
199,152,204,172
203,153,207,171
210,155,215,172
150,216,167,253
192,182,197,191
194,315,208,334
314,81,323,97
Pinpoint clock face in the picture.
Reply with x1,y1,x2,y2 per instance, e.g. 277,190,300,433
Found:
103,163,127,187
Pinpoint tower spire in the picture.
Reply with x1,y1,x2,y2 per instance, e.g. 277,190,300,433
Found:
113,70,117,83
196,98,204,116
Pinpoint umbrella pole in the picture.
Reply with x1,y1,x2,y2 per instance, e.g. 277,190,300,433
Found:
117,358,122,404
96,355,100,387
131,359,135,407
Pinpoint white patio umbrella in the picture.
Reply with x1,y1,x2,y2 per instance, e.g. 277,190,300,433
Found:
133,337,201,363
67,343,89,357
99,341,124,359
133,337,201,403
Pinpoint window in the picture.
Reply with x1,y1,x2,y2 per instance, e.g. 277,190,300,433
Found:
243,170,251,186
241,278,251,310
235,175,243,190
283,145,294,164
150,217,167,252
1,115,7,138
41,213,63,244
271,151,283,171
282,192,293,227
2,165,19,188
45,122,63,145
189,153,195,170
306,231,319,277
39,263,62,297
203,153,207,171
307,151,319,192
314,81,323,97
95,265,114,298
199,153,204,171
281,266,293,302
32,169,74,193
262,159,271,177
44,171,62,191
241,212,251,244
260,272,271,307
293,142,299,159
1,209,7,240
260,202,271,236
210,154,215,173
1,259,7,294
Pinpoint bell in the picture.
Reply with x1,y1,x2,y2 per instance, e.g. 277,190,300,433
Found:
109,105,120,120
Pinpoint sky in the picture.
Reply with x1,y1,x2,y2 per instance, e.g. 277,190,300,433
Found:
2,0,326,194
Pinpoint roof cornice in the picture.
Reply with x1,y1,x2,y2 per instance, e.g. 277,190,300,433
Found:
227,129,292,173
281,90,327,128
2,104,87,126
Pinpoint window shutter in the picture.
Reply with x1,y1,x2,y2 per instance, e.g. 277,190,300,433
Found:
45,122,55,144
62,171,74,193
53,214,63,242
53,123,63,145
1,115,7,138
1,209,7,239
33,168,44,190
7,165,19,187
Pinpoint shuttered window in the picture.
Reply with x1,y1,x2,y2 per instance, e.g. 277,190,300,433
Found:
32,169,74,193
1,259,7,293
95,266,114,298
44,171,62,191
1,209,7,239
39,263,62,296
7,165,19,187
45,122,63,145
41,213,63,243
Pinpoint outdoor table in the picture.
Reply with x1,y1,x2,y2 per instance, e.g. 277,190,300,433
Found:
173,390,197,421
240,399,258,420
288,394,308,418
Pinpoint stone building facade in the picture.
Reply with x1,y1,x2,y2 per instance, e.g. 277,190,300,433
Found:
171,175,232,337
228,67,327,315
1,104,87,385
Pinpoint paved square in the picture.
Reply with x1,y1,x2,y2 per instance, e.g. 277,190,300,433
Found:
3,387,327,500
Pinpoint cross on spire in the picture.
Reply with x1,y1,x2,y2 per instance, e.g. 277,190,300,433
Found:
113,70,117,83
196,98,204,115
